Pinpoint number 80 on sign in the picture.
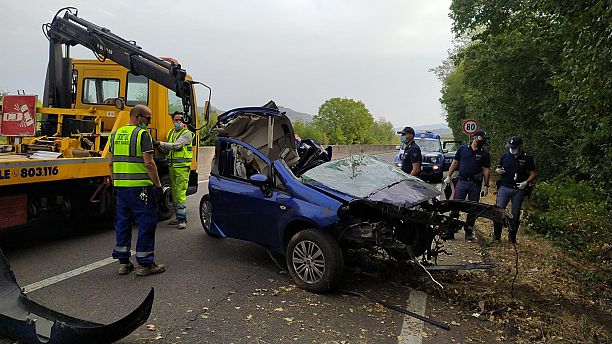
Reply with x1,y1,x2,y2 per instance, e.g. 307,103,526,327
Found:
462,119,478,135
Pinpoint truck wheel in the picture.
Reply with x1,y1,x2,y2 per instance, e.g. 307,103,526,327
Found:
157,175,174,221
199,194,220,238
286,229,343,293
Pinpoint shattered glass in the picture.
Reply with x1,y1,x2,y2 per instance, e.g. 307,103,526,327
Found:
300,155,440,207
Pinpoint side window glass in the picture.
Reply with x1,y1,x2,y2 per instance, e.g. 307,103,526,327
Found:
220,142,267,181
126,73,148,106
168,89,183,114
82,78,119,104
274,169,287,192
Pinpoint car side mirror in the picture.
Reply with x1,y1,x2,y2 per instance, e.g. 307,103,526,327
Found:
248,173,268,187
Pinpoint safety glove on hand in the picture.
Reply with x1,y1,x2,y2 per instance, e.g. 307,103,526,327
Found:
495,167,505,174
443,176,452,185
481,186,489,197
517,181,529,190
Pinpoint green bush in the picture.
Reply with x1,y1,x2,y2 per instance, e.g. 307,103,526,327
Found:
526,179,612,261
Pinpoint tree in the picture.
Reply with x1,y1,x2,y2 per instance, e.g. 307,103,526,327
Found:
370,118,396,144
313,98,374,144
293,119,328,144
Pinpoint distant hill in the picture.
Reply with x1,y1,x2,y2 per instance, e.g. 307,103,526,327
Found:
277,106,313,122
199,105,313,123
396,123,452,137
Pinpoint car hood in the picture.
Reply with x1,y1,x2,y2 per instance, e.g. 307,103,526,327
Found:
300,155,440,208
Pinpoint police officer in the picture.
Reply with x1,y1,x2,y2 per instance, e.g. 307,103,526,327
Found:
444,129,491,241
157,111,193,230
109,104,166,276
397,127,422,177
494,136,536,244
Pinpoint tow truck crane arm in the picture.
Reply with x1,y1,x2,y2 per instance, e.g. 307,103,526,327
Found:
42,7,197,127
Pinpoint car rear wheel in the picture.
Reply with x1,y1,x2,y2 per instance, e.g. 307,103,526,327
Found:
286,229,343,293
199,194,220,238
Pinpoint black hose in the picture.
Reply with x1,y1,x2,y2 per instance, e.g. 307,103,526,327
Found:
339,289,450,331
511,241,519,297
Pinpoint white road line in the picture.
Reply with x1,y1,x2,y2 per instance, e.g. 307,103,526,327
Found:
22,251,135,294
198,179,209,184
398,289,428,344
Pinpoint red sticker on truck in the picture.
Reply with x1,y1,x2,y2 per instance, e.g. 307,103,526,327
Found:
1,95,37,136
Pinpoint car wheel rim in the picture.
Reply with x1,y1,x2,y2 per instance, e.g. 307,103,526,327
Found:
200,200,211,230
292,240,325,284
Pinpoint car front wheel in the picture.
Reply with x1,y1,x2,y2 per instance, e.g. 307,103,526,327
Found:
286,229,343,293
199,194,220,238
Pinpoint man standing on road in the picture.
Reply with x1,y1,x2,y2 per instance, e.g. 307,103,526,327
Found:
444,129,491,241
493,136,536,244
156,111,193,230
398,127,422,177
109,104,166,276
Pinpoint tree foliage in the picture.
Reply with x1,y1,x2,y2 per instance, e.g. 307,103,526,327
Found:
441,0,612,258
314,98,374,144
442,0,612,192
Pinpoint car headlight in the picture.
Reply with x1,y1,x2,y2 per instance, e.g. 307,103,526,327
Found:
430,156,438,163
396,163,402,167
433,165,440,170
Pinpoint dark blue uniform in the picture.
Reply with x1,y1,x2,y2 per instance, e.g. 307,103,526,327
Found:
452,144,491,229
401,141,422,175
494,152,536,240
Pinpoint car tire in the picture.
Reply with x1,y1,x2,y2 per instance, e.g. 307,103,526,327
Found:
157,174,174,221
286,229,344,293
199,194,220,238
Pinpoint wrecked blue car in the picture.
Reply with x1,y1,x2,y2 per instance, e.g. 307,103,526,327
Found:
199,102,510,293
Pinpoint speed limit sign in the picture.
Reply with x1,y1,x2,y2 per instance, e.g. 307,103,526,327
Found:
462,119,478,135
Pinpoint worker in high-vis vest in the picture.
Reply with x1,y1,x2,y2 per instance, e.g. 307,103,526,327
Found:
108,104,166,276
157,111,193,230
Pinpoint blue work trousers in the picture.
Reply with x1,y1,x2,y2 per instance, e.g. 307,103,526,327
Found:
453,180,483,228
494,185,525,234
112,186,158,266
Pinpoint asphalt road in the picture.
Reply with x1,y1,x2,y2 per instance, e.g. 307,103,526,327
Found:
0,151,464,344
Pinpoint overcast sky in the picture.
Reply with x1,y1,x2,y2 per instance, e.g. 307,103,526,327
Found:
0,0,453,127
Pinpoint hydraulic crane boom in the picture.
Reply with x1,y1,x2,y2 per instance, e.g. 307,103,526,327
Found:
42,7,196,126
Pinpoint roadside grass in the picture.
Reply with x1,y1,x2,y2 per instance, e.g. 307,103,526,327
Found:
430,192,612,343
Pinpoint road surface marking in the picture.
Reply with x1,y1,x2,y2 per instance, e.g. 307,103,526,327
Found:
23,251,135,294
198,179,209,184
398,288,427,344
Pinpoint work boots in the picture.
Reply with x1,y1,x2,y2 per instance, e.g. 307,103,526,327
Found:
135,262,166,276
118,261,134,275
508,230,518,244
493,225,502,243
464,226,475,241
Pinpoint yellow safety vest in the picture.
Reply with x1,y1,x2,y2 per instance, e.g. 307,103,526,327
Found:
111,125,153,187
166,128,193,167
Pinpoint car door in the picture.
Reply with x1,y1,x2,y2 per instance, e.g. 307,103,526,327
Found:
208,138,285,248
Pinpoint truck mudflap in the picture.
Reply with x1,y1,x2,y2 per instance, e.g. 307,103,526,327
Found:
0,250,153,344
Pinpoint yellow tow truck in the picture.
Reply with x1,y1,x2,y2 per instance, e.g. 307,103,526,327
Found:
0,7,210,229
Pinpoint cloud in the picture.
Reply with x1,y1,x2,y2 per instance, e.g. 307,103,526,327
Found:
0,0,453,127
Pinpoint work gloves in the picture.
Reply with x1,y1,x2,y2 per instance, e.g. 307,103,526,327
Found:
517,181,529,190
443,176,452,185
495,167,505,174
481,186,489,197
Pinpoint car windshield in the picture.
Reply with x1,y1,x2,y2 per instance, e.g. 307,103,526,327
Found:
300,155,429,199
415,138,441,152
